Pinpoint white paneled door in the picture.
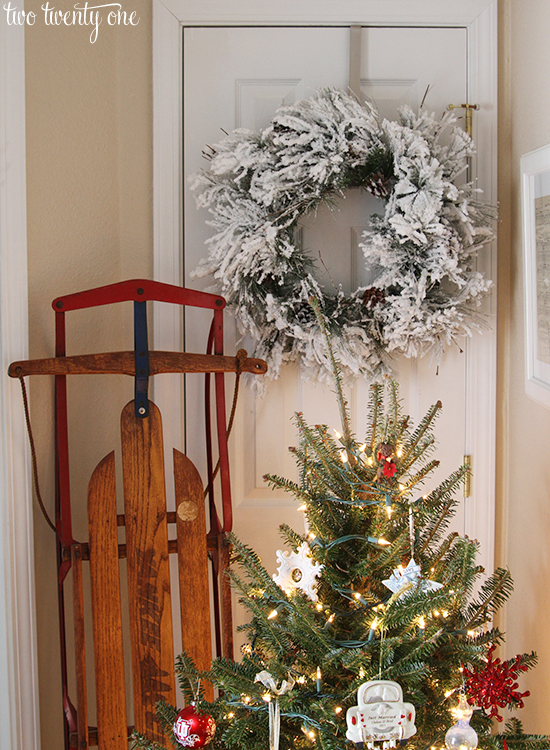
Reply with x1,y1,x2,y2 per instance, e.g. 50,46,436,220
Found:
174,18,496,644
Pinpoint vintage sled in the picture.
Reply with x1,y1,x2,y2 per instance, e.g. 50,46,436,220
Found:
9,279,267,749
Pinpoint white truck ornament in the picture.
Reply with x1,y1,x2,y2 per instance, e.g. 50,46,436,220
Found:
346,680,417,750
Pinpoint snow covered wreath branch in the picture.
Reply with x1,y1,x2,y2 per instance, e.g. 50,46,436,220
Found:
191,88,495,382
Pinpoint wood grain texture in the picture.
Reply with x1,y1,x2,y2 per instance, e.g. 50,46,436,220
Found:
174,449,213,700
88,451,128,750
72,544,89,750
8,349,267,377
122,401,176,743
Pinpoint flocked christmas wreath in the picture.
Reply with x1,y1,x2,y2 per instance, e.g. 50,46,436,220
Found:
191,89,495,381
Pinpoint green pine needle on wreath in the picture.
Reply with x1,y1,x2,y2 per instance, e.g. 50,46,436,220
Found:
335,146,395,195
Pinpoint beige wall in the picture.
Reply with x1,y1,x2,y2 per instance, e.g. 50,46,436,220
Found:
25,2,153,746
496,0,550,734
23,0,550,746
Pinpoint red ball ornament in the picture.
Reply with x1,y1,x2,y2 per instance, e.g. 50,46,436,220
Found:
173,704,216,748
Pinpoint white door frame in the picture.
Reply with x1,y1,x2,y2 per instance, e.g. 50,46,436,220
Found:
0,9,41,750
152,0,498,572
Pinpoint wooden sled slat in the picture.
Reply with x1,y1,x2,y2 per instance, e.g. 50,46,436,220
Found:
72,544,89,750
122,401,176,744
88,452,128,750
174,449,213,701
8,349,267,378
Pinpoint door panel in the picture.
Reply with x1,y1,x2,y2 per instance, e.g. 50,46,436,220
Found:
183,26,482,642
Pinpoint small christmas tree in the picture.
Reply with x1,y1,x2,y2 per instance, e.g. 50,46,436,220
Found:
132,306,547,750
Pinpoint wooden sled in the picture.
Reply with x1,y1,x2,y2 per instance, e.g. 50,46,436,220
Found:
9,280,267,749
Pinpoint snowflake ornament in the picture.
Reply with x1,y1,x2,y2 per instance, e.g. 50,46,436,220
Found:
382,558,443,597
273,542,323,602
462,645,530,721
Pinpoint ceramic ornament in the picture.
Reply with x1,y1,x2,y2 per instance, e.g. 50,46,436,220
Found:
382,558,443,598
346,680,416,749
272,542,323,602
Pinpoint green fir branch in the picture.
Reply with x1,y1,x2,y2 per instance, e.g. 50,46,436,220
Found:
264,473,309,500
368,383,384,454
309,296,353,448
417,467,468,554
399,401,442,474
384,379,403,445
464,567,515,629
279,523,307,549
229,534,283,597
424,532,460,576
155,701,180,746
403,459,440,494
488,717,550,750
176,653,208,695
130,733,169,750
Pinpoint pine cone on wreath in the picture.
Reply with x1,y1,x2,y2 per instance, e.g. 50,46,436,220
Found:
364,173,391,199
261,274,280,294
293,301,315,326
362,287,386,308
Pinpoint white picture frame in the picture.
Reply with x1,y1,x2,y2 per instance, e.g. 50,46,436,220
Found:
521,144,550,409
